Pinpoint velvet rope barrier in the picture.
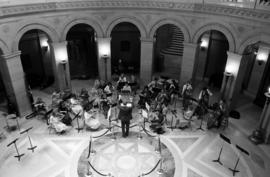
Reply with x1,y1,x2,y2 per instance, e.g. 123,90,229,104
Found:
91,128,111,139
141,126,157,137
88,161,108,176
140,159,161,176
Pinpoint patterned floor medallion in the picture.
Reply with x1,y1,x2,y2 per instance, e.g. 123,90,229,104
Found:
77,133,175,177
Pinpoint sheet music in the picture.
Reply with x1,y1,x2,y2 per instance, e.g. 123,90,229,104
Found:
142,109,148,118
107,107,111,119
145,102,150,111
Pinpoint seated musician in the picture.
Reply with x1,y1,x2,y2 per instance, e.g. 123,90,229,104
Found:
182,80,193,110
138,86,151,108
122,82,132,93
80,88,89,99
117,73,127,91
104,82,114,97
33,97,46,112
216,99,227,128
150,111,165,134
156,89,169,105
49,110,70,133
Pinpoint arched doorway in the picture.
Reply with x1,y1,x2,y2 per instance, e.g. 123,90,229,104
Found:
19,29,55,89
110,22,141,76
153,24,184,79
239,42,270,107
194,30,229,89
66,24,98,79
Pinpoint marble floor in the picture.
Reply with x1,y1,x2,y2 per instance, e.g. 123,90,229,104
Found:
0,79,270,177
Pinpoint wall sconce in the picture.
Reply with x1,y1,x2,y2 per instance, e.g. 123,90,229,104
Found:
256,48,269,66
40,38,49,52
200,36,209,51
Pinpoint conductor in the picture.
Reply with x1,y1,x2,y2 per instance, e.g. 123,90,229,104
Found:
118,99,133,138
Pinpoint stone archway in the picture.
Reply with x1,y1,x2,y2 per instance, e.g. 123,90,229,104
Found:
12,21,59,52
192,23,236,52
105,16,147,38
61,17,104,40
149,18,191,42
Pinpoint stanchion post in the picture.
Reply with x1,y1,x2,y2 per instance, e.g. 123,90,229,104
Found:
156,157,164,175
137,125,142,140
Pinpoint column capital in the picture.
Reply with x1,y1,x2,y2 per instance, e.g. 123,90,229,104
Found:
2,51,21,60
50,41,67,46
96,37,111,41
227,51,242,57
183,42,198,48
140,37,154,43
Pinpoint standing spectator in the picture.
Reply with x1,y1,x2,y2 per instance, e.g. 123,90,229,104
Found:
182,80,193,110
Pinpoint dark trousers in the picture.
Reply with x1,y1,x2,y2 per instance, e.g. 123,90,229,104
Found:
121,120,130,137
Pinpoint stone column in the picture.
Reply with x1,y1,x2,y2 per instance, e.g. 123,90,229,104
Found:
221,51,243,109
246,46,270,98
180,42,199,86
249,92,270,144
50,41,71,91
97,37,111,81
140,38,154,86
0,51,32,116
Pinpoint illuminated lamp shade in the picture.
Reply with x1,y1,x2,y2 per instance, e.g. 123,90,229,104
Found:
40,38,49,51
268,86,270,94
225,64,235,75
54,44,68,63
40,38,48,47
256,47,269,65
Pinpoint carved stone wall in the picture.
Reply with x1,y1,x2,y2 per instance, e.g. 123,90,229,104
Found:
0,1,269,54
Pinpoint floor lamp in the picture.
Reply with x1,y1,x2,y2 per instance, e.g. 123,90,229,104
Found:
249,87,270,144
221,72,233,100
60,60,68,88
102,54,109,81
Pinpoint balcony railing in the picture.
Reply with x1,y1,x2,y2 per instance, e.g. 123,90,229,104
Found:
0,0,269,10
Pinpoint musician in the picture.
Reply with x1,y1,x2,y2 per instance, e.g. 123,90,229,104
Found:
156,89,169,105
118,99,133,137
182,80,193,110
122,82,132,93
33,97,46,112
104,82,114,96
216,99,227,128
138,86,151,108
49,110,70,133
117,73,127,91
198,87,213,108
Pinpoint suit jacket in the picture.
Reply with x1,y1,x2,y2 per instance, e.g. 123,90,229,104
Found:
118,103,133,122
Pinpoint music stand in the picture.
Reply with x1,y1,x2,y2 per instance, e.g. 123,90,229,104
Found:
7,138,24,161
229,145,249,176
142,109,148,129
20,127,37,153
212,133,231,165
73,111,83,133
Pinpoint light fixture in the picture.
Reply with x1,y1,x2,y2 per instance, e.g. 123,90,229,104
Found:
200,36,209,51
256,47,269,66
40,38,49,52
